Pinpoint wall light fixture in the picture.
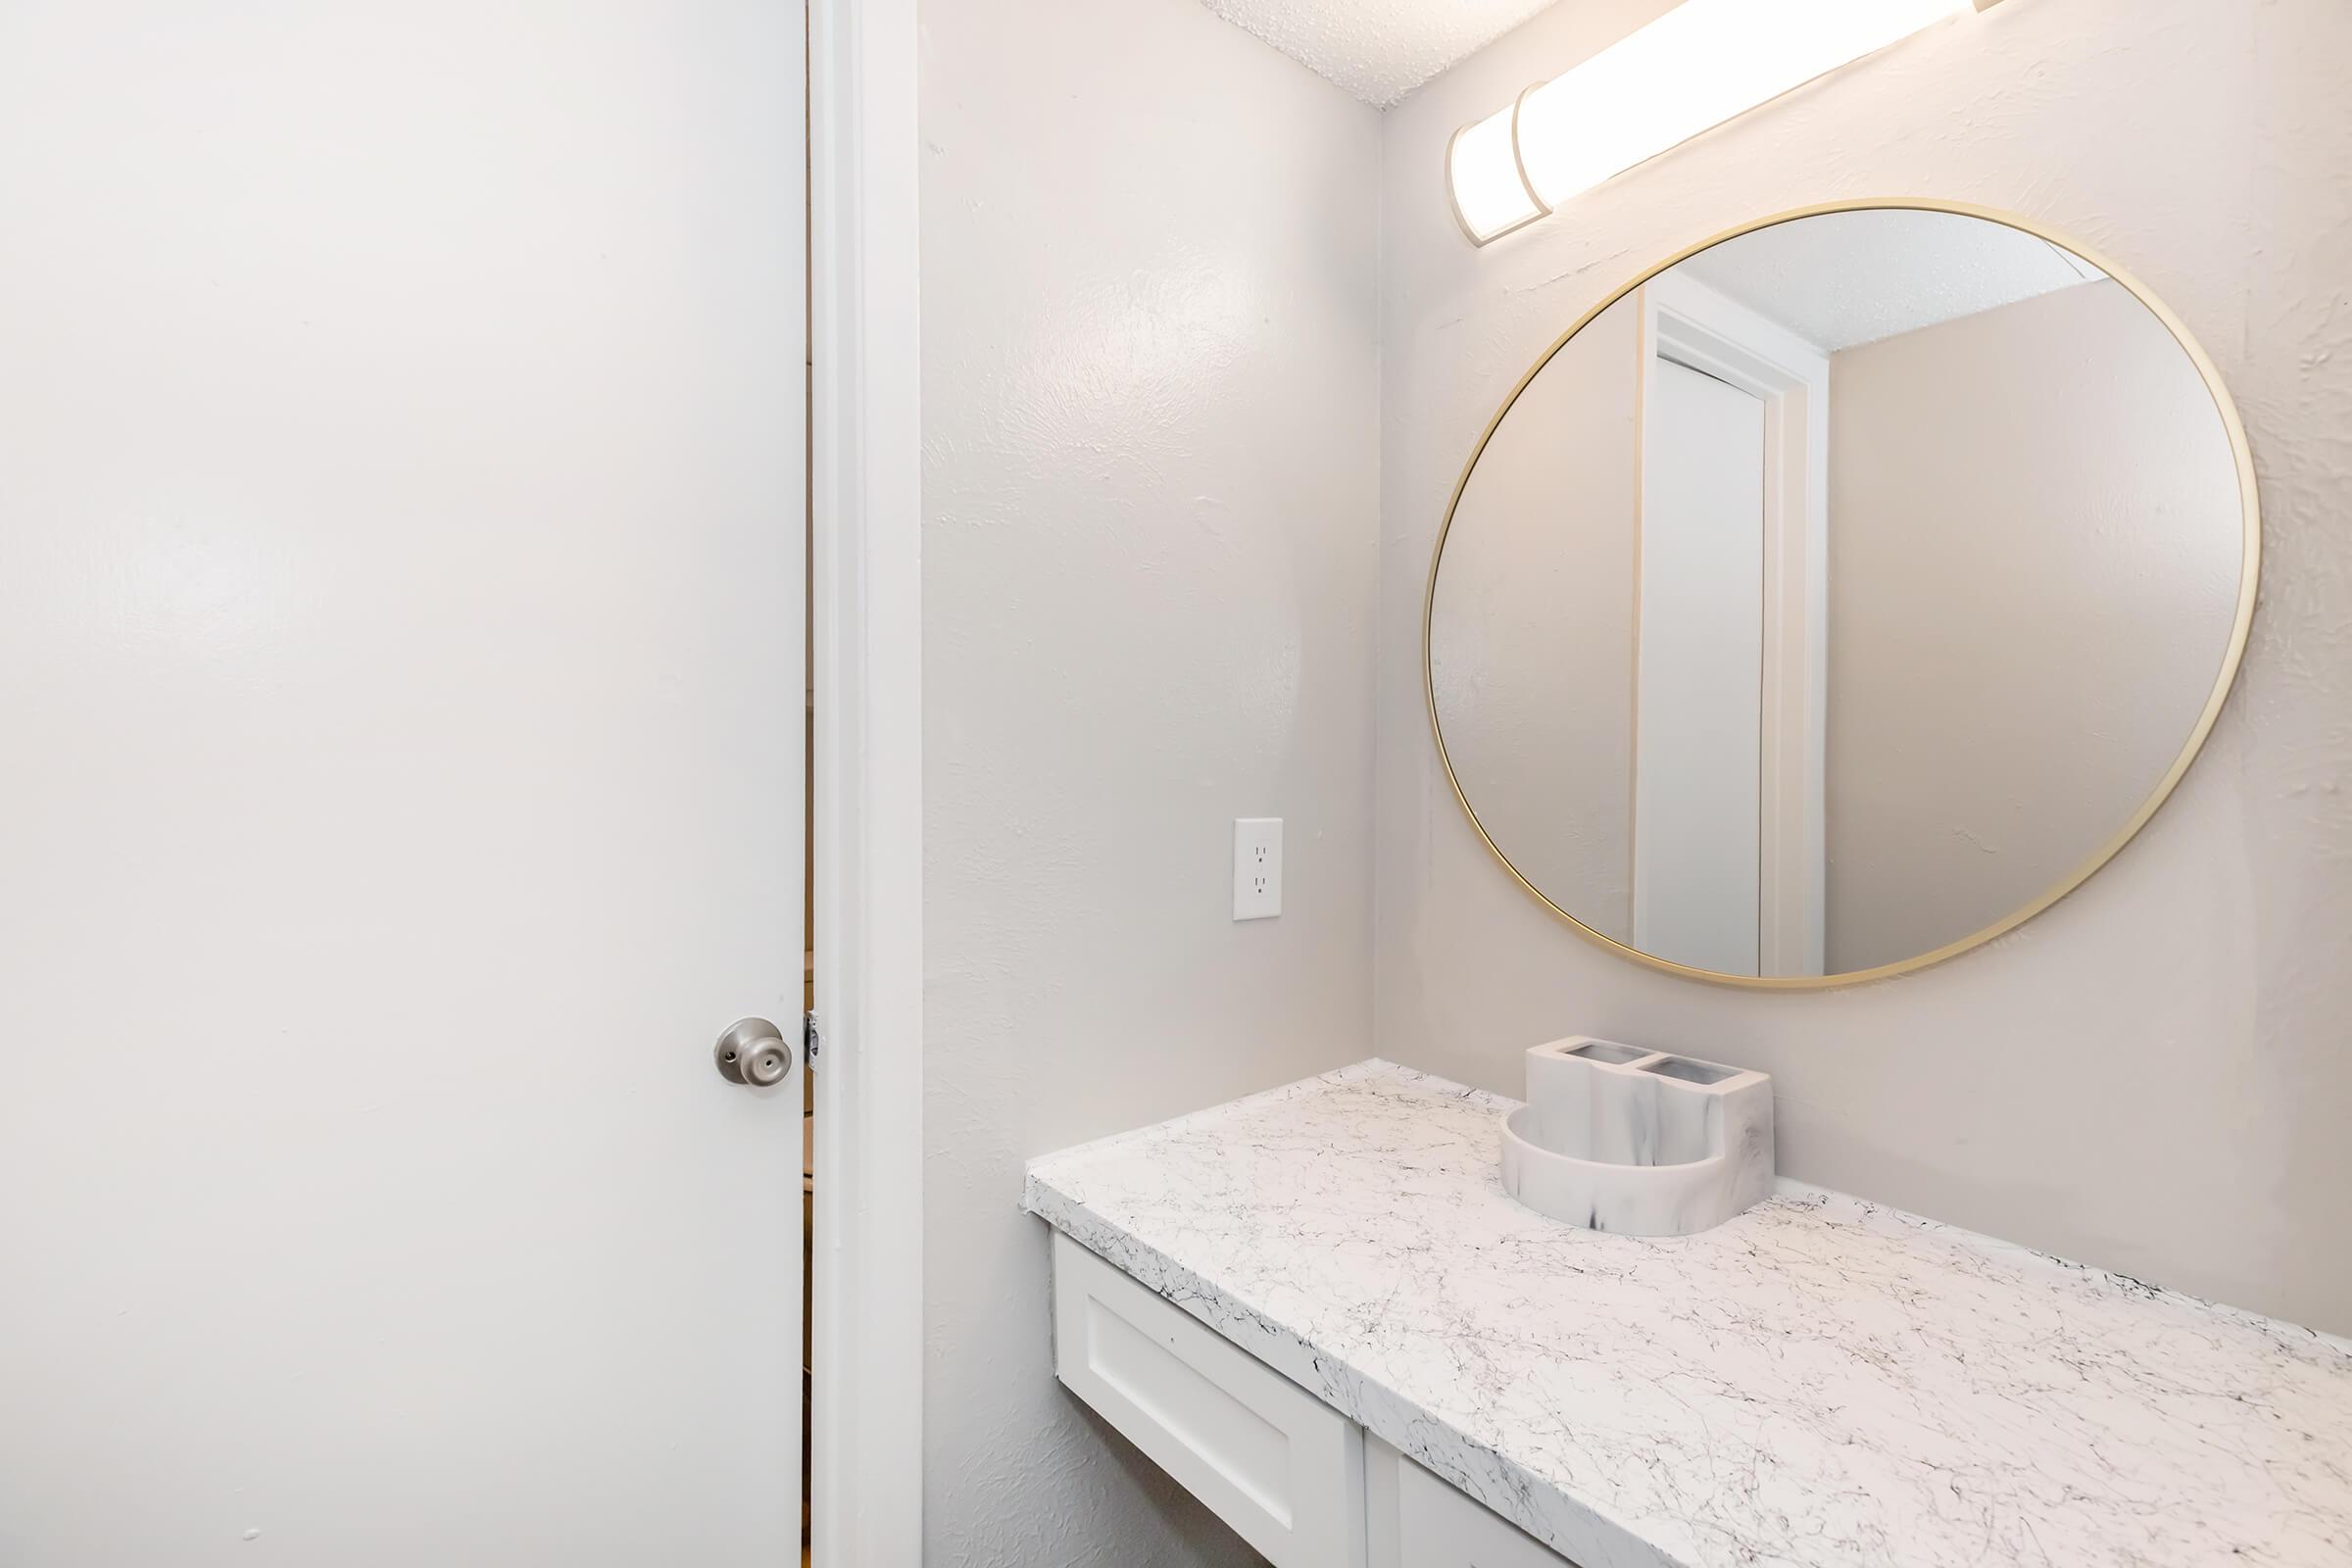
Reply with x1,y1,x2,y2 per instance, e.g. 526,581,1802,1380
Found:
1448,0,1995,245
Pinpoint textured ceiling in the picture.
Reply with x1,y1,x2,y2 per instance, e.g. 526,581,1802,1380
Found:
1199,0,1562,107
1676,209,2109,353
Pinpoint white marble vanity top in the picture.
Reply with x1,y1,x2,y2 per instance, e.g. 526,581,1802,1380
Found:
1022,1060,2352,1568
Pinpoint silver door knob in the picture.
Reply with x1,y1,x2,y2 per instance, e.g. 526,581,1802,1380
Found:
713,1017,794,1088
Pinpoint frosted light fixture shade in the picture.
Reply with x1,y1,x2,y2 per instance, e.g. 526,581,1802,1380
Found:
1446,100,1544,244
1450,0,1976,243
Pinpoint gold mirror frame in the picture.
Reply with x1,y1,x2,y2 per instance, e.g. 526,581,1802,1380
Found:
1423,197,2261,990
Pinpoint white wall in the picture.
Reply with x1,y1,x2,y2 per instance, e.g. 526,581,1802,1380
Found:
919,0,1382,1561
1825,278,2244,973
1375,0,2352,1332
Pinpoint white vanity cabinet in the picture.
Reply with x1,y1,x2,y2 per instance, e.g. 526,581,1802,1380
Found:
1051,1233,1577,1568
1370,1440,1577,1568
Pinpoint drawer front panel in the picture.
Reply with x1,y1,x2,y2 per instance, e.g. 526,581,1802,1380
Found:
1394,1446,1576,1568
1051,1232,1364,1568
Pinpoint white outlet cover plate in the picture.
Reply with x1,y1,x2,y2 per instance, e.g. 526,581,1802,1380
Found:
1233,817,1282,921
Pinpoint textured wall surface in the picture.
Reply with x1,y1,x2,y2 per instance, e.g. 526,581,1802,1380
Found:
1375,0,2352,1332
919,0,1381,1561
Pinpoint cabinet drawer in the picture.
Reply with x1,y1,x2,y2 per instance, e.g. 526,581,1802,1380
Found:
1051,1231,1364,1568
1373,1438,1576,1568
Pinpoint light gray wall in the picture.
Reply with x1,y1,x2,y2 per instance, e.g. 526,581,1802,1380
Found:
1825,279,2244,973
920,0,1381,1561
1375,0,2352,1333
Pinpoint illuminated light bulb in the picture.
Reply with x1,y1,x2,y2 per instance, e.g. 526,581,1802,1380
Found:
1449,0,1977,243
1446,99,1545,245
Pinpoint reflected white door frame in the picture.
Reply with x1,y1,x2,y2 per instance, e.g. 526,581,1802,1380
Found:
1635,357,1770,973
1638,273,1832,977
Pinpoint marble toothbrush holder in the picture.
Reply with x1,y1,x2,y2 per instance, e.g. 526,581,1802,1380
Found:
1499,1036,1774,1237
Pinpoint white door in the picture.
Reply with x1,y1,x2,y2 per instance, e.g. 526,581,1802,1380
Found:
0,7,806,1565
1634,356,1766,975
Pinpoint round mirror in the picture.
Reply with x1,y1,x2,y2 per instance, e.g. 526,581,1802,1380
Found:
1426,201,2257,987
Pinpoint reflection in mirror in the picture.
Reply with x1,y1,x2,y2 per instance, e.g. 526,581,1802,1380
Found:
1428,207,2252,983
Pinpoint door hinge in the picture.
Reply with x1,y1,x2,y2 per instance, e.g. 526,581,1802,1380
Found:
804,1009,822,1064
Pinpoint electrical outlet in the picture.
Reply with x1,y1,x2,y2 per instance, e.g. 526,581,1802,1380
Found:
1233,817,1282,921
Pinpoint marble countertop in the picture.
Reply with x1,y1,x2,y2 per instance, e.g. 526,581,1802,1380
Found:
1023,1060,2352,1568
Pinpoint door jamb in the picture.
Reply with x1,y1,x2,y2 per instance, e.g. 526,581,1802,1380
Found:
1640,272,1830,977
808,0,923,1559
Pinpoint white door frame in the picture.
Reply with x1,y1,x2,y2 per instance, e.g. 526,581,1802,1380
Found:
1641,273,1830,977
809,0,924,1560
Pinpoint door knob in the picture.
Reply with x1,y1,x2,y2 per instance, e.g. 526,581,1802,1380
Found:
713,1017,794,1088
